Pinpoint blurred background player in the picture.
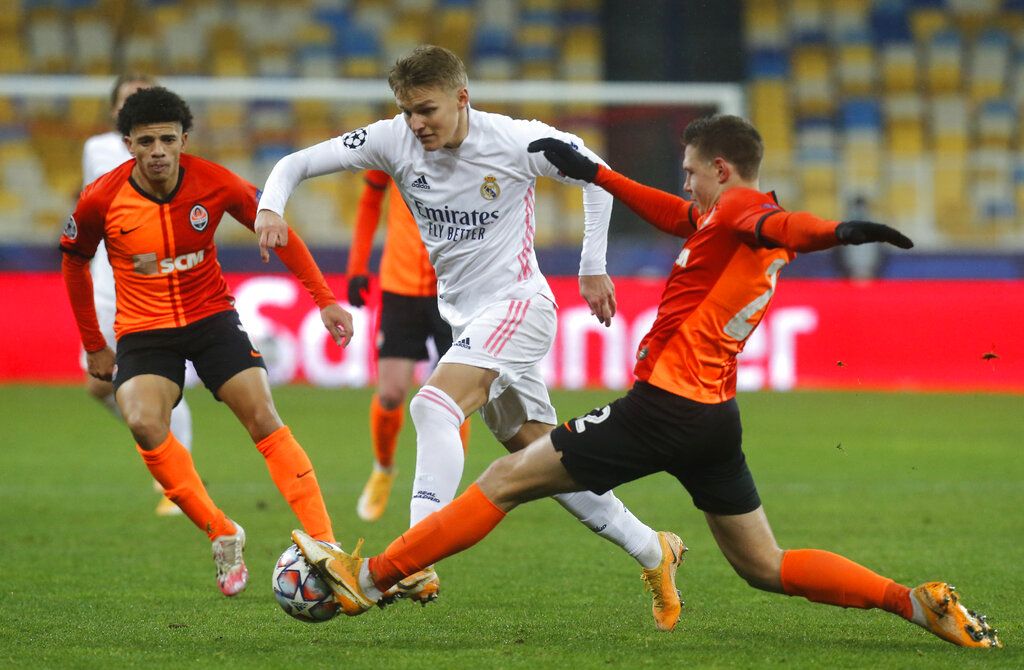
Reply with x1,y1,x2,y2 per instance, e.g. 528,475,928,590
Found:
81,73,193,517
347,170,470,522
292,115,1000,648
61,87,352,597
256,45,679,628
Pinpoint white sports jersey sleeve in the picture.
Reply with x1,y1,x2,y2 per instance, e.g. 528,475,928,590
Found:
258,108,612,331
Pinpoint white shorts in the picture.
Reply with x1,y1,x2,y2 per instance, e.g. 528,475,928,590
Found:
440,295,558,442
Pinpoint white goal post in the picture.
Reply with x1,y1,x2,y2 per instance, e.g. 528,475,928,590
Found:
0,75,744,114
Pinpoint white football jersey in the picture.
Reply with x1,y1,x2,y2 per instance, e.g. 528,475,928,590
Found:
259,107,612,330
82,131,132,317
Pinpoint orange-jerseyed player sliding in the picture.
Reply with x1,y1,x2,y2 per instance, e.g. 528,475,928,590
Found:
291,114,1002,647
347,170,469,525
60,87,354,597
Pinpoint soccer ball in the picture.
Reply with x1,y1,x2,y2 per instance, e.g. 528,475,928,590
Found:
272,544,340,623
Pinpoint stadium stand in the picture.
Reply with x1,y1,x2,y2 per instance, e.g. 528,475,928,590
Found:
3,0,1024,251
747,0,1024,247
0,0,609,247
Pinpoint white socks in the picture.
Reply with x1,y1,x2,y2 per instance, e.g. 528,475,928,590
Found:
554,491,664,568
408,385,466,526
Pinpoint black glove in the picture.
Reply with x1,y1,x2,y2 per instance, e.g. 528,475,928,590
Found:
835,221,914,249
527,138,599,182
347,274,370,307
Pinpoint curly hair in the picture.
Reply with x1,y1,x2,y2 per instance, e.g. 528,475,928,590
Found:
116,86,194,136
682,114,763,181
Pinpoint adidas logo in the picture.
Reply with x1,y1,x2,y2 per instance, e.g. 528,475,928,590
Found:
411,175,431,190
454,337,471,349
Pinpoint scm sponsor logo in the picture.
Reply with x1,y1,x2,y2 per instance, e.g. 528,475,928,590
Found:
159,249,205,274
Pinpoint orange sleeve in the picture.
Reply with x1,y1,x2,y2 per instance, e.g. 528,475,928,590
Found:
62,253,106,352
717,189,839,253
274,226,337,308
758,210,840,252
593,164,697,238
347,171,389,276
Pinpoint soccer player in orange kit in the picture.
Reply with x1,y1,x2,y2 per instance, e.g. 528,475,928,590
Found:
60,87,352,597
347,170,469,524
291,114,1001,648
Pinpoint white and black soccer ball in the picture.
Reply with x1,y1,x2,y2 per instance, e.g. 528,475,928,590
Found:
272,544,339,623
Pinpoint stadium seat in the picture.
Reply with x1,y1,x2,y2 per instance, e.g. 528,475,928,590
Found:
884,94,925,158
968,29,1011,102
925,28,963,95
791,46,834,117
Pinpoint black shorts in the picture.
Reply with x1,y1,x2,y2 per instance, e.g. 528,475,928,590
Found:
550,381,761,515
113,310,267,401
377,291,453,360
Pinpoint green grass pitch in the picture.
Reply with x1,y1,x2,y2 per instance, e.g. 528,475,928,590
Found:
1,385,1020,669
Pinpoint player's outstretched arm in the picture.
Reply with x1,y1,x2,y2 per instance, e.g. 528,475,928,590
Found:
529,137,696,238
751,207,914,253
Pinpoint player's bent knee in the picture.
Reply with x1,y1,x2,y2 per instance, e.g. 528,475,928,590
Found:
730,551,784,592
123,411,170,449
377,389,406,410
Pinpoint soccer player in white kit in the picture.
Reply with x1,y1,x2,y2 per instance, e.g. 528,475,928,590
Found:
81,74,195,517
256,46,684,629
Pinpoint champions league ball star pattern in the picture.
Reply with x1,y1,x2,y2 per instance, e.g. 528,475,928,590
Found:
272,544,340,623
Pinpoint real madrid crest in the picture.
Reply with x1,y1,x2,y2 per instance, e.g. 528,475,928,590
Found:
480,175,500,200
190,204,209,232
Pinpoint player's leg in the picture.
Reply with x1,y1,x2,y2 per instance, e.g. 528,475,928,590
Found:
704,500,1001,646
213,364,336,545
292,431,579,614
114,335,244,595
426,297,471,453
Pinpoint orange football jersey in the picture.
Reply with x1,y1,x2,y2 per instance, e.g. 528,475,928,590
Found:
594,166,839,403
61,153,334,350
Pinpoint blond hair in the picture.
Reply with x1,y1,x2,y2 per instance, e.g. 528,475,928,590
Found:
387,45,468,98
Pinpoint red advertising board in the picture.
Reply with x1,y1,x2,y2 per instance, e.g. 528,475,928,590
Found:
3,272,1022,392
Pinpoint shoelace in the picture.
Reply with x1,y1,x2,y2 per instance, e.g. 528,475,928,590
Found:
641,566,668,607
214,535,243,578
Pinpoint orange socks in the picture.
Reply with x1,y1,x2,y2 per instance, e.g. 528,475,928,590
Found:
368,483,504,592
458,418,471,454
370,394,403,469
137,433,234,540
256,425,336,544
780,549,912,619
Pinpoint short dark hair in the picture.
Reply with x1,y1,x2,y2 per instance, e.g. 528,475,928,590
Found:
109,73,155,109
682,114,763,180
116,86,193,136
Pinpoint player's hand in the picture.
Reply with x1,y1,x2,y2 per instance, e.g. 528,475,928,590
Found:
347,275,370,307
86,346,116,382
835,220,914,249
255,209,290,263
579,274,616,327
527,138,599,182
321,303,354,348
